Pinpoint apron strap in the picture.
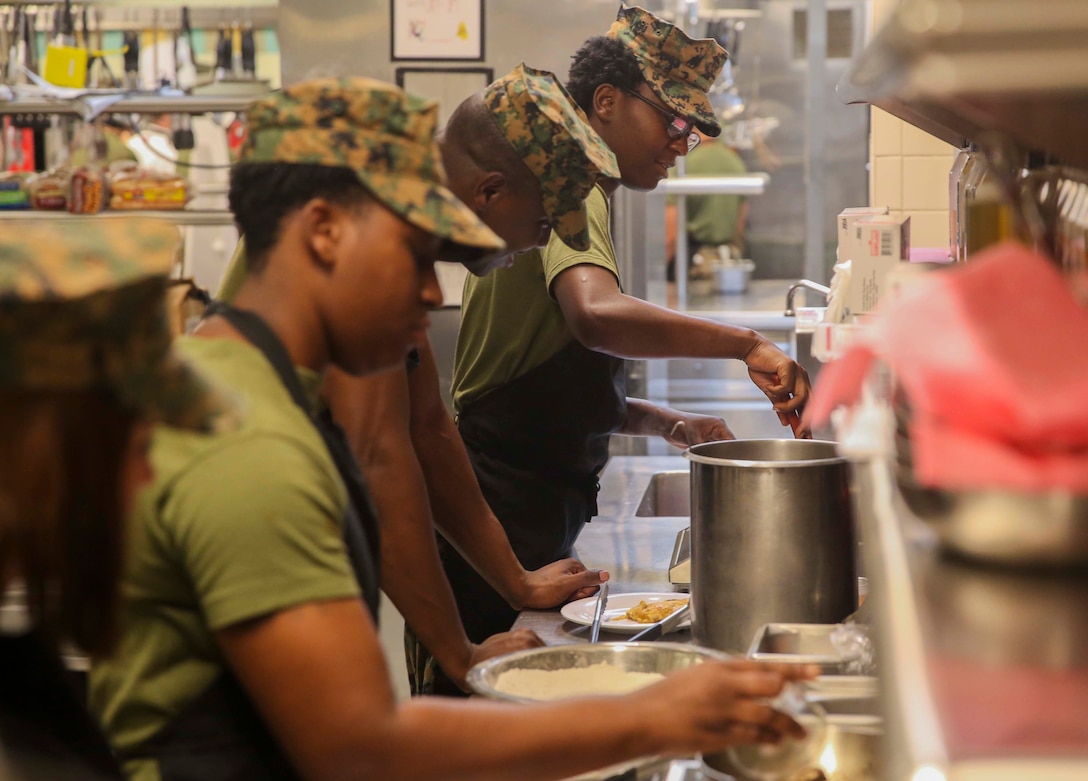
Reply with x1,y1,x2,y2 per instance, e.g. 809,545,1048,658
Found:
202,302,381,620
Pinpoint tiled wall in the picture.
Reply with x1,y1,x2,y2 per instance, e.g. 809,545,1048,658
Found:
867,0,958,251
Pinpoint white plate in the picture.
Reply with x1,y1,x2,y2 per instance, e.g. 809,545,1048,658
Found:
561,591,691,635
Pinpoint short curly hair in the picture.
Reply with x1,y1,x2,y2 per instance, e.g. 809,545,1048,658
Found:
566,36,646,117
228,163,372,269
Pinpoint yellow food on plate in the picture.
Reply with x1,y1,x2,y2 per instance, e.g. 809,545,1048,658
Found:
615,598,689,624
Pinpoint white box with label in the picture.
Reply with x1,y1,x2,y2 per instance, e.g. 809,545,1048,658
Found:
837,206,890,261
843,215,910,318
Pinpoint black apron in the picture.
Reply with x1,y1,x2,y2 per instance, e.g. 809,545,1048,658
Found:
0,631,122,781
433,338,625,693
122,303,383,781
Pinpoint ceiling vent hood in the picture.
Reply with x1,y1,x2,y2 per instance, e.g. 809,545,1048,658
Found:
838,0,1088,166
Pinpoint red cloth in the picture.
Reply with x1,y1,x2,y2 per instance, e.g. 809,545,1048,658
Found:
807,242,1088,491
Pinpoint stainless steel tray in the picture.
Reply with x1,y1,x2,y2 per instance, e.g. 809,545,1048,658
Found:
668,527,690,588
747,622,852,673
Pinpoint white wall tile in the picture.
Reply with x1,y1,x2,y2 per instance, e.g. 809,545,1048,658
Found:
902,122,958,156
870,107,902,157
906,210,951,251
872,156,903,211
902,155,952,211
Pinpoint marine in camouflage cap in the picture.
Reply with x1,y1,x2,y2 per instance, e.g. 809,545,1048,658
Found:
608,5,728,137
483,63,620,252
0,220,239,434
242,77,505,264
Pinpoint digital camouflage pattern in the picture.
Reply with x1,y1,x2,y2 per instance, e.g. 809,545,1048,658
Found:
0,220,240,433
484,64,620,252
608,5,728,137
242,77,505,262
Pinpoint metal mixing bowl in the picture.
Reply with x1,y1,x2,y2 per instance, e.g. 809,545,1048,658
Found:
466,642,729,703
897,477,1088,568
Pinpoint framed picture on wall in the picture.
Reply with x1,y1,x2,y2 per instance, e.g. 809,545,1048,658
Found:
391,0,485,61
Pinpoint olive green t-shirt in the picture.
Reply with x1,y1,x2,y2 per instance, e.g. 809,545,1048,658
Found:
88,337,359,781
452,185,619,411
667,142,748,246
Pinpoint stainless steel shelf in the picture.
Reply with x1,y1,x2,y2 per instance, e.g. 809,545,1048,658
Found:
837,0,1088,166
0,93,262,116
0,209,234,226
658,173,769,196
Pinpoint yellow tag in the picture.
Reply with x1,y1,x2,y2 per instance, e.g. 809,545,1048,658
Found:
44,44,89,88
457,22,469,40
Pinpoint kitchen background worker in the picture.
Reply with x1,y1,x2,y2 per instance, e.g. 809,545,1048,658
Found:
87,76,816,781
216,64,621,694
437,4,812,695
665,127,749,285
0,220,238,781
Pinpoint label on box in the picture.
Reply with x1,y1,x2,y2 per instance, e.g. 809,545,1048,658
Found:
837,206,889,261
843,215,910,317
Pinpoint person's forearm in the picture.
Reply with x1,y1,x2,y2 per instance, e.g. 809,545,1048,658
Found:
407,350,530,608
566,283,763,361
324,367,475,682
620,398,678,438
374,696,655,781
371,452,477,680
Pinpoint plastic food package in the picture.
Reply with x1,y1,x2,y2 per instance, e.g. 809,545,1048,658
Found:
0,172,31,210
108,168,191,211
68,166,106,214
26,169,70,210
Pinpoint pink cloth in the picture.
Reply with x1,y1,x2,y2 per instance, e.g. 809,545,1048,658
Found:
909,246,954,263
808,241,1088,491
928,654,1088,757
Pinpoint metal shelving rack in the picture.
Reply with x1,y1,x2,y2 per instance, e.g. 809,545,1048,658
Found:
0,93,263,117
0,207,234,225
0,90,265,227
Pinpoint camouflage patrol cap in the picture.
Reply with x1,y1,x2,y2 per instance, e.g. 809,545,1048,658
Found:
0,220,239,434
608,5,728,137
483,64,620,252
242,77,505,263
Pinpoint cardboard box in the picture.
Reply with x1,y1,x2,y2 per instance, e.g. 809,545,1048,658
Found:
843,214,911,318
836,206,890,261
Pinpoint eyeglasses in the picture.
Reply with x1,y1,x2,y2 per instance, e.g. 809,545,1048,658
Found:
620,87,701,152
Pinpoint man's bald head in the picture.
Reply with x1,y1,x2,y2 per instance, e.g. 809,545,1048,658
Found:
440,93,538,200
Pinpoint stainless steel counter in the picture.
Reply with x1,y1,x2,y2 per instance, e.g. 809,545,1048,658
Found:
513,455,691,646
855,459,1088,781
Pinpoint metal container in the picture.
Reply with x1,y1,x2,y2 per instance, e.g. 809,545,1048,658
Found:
898,478,1088,567
748,623,855,674
466,642,726,704
713,260,756,293
685,440,857,655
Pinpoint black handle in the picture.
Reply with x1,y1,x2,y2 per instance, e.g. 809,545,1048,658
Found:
240,27,255,76
123,30,139,74
215,27,232,73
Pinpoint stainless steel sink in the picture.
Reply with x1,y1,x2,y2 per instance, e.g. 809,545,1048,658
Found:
635,471,690,517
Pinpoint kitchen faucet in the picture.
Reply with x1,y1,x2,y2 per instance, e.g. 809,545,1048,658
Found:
784,279,831,316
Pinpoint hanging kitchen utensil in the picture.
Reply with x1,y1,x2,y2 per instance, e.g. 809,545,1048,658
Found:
214,25,232,82
122,30,140,90
240,22,255,80
172,7,195,152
